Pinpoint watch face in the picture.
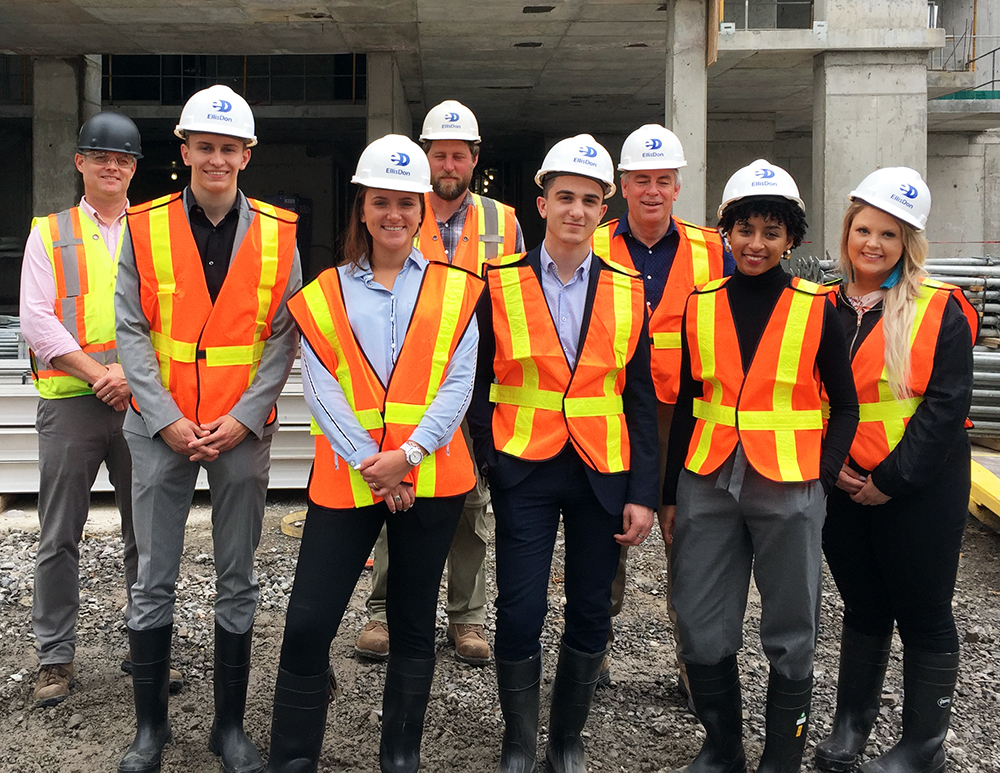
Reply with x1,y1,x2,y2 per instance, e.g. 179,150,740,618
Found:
407,448,423,465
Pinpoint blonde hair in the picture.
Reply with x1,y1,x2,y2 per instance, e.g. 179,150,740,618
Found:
839,201,929,400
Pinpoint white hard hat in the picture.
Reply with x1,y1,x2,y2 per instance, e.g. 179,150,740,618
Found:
849,167,931,231
174,85,257,147
420,100,481,142
351,134,432,193
718,159,805,220
618,124,686,171
534,134,616,198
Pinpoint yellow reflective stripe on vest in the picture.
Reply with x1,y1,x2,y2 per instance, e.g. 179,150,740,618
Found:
771,290,818,480
688,291,724,471
384,401,428,426
205,339,266,367
414,445,438,497
739,409,823,431
677,220,713,286
150,330,197,362
603,270,634,471
652,332,682,350
147,199,177,387
498,268,540,456
858,397,923,423
693,398,735,426
490,383,563,412
591,223,611,260
864,285,936,448
565,394,624,417
299,280,383,428
424,268,471,405
250,201,281,385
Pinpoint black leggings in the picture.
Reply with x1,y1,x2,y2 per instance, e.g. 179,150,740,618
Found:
822,448,969,653
278,495,465,676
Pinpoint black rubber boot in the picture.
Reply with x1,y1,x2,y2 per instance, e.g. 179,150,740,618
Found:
756,669,814,773
815,627,892,772
119,625,174,773
379,654,436,773
671,655,747,773
263,668,331,773
209,622,265,773
496,649,541,773
858,649,959,773
544,643,605,773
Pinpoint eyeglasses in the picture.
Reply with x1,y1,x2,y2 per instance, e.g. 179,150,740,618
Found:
85,152,135,168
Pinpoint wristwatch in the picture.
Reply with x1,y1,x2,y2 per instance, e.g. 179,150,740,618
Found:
400,441,425,467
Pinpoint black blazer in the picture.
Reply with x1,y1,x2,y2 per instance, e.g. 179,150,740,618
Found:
466,246,660,514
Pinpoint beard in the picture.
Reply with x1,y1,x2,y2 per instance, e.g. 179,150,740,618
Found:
432,174,471,202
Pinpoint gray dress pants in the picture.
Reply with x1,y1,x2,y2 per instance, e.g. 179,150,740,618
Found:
124,429,271,634
34,395,136,664
671,445,826,681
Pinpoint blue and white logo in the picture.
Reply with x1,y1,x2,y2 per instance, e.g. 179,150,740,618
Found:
646,138,663,150
391,153,410,167
580,146,598,158
212,100,232,113
444,112,460,122
755,168,775,179
900,184,918,199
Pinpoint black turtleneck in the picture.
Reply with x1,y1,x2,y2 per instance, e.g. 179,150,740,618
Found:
663,264,859,504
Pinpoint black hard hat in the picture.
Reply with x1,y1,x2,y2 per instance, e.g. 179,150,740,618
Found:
77,112,143,158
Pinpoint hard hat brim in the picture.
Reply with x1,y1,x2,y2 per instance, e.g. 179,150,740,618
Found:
174,125,258,147
848,192,927,231
534,170,616,199
618,160,687,172
420,131,482,142
350,176,432,194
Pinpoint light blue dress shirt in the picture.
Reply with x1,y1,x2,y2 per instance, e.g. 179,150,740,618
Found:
300,248,479,468
539,243,592,370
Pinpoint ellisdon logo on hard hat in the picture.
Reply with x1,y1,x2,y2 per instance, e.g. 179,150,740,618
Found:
573,146,599,168
890,183,917,210
646,139,663,150
386,152,412,177
213,100,233,113
444,112,460,122
756,168,776,179
751,167,777,187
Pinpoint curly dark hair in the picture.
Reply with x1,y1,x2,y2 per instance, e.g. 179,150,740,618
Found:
718,196,808,250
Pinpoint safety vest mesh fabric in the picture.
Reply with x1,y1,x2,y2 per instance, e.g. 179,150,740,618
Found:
414,193,519,276
30,207,121,399
126,193,297,424
685,276,828,482
592,218,725,404
486,254,645,474
848,278,978,471
289,262,483,509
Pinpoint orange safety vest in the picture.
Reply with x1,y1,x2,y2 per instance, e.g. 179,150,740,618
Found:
29,207,121,399
592,217,725,404
685,276,829,482
289,262,483,508
485,253,645,474
414,192,519,275
126,193,297,425
848,278,979,470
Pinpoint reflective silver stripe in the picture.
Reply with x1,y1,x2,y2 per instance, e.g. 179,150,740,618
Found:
478,196,500,260
53,209,83,297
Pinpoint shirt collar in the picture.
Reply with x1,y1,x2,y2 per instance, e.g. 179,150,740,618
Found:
541,242,592,285
613,211,678,242
79,196,129,227
183,186,242,219
352,247,427,280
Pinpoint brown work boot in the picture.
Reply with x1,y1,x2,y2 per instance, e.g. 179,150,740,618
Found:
355,620,390,661
448,623,491,666
122,650,184,694
596,654,612,689
33,662,74,707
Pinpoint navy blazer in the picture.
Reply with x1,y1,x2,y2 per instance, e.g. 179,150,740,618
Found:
466,245,660,515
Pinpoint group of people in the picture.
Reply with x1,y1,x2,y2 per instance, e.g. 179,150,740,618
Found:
19,83,976,773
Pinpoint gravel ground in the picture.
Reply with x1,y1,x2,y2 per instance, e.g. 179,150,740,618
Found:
0,491,998,773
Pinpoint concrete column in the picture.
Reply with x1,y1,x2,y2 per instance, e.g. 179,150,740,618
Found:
366,53,413,143
32,55,101,217
813,50,928,260
983,135,1000,257
665,0,709,225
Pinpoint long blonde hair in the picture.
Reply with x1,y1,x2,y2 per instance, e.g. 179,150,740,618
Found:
839,201,929,400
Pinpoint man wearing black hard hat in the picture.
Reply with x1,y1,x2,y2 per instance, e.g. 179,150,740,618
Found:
19,111,146,708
